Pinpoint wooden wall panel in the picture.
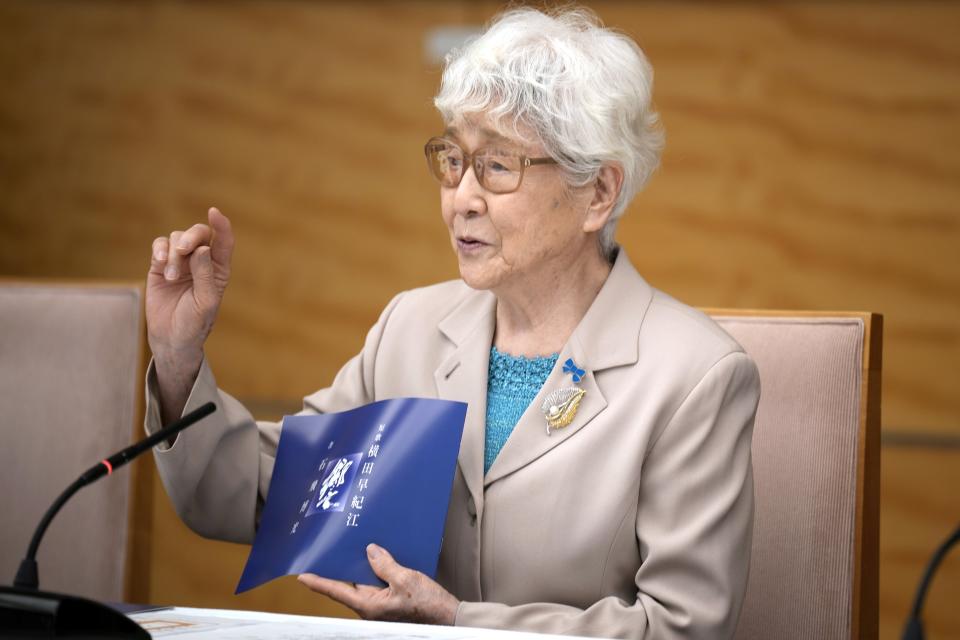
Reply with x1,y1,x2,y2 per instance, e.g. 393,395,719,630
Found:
2,1,956,431
1,2,958,637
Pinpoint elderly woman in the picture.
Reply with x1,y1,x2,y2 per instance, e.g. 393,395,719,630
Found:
145,7,759,640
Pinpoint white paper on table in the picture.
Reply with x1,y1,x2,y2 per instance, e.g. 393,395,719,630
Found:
130,607,607,640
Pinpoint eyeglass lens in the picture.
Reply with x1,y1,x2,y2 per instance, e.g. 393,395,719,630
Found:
425,141,524,194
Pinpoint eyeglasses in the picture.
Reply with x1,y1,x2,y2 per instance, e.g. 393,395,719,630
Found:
423,137,558,194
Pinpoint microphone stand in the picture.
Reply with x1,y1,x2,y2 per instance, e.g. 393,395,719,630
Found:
0,402,216,638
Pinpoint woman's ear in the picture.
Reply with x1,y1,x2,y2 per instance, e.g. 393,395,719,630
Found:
582,164,624,233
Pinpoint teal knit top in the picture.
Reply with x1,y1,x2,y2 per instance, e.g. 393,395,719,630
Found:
485,346,559,474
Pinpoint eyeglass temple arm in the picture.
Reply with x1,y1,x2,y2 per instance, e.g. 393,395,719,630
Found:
525,157,558,167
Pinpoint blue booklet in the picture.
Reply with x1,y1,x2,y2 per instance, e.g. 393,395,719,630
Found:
236,397,467,593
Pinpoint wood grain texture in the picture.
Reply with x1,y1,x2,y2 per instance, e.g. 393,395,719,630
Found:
1,1,958,636
1,1,955,433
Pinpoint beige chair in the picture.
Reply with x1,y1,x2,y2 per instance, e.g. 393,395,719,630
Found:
707,311,881,640
0,281,147,603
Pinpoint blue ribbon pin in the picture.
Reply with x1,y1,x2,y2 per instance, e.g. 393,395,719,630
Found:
563,358,585,383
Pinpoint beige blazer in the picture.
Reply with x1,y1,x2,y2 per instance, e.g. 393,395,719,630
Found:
147,250,760,640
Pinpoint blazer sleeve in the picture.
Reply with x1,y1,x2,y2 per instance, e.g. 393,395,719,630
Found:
455,351,761,640
143,292,405,544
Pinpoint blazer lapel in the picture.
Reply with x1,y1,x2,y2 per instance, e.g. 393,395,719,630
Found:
434,290,497,517
483,342,607,486
483,251,655,487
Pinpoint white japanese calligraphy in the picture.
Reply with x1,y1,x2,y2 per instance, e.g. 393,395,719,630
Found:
315,457,355,511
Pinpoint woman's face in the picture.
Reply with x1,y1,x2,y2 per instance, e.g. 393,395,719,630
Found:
439,117,596,293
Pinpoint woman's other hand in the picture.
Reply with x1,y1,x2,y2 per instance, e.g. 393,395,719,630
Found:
298,544,459,626
147,207,235,421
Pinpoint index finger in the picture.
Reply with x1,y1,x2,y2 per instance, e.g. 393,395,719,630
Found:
174,223,213,255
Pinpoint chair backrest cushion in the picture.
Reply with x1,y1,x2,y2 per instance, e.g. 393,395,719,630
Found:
0,283,141,601
713,316,865,640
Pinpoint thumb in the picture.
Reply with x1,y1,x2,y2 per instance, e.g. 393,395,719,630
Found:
366,544,404,584
190,246,219,309
207,207,235,268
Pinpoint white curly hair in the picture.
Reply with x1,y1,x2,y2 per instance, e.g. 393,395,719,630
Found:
434,6,664,257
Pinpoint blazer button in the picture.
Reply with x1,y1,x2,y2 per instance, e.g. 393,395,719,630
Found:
469,514,477,527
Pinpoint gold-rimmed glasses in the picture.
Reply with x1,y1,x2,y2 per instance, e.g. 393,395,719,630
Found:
423,137,558,194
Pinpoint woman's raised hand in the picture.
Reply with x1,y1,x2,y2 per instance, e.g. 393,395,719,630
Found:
146,207,234,421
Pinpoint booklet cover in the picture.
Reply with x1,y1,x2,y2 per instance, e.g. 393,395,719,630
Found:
236,397,468,593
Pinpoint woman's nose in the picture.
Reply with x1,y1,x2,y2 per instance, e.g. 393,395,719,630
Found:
452,163,487,217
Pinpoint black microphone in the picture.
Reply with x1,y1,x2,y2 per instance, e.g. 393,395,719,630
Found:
902,522,960,640
1,401,216,638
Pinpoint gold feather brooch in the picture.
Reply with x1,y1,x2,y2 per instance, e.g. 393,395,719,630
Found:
540,387,586,435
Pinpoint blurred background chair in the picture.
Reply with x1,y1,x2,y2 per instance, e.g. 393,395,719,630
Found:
0,281,147,603
709,311,882,640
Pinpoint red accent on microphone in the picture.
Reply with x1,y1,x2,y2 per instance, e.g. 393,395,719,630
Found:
101,459,113,475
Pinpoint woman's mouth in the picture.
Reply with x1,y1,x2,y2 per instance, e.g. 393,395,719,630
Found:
457,237,488,254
